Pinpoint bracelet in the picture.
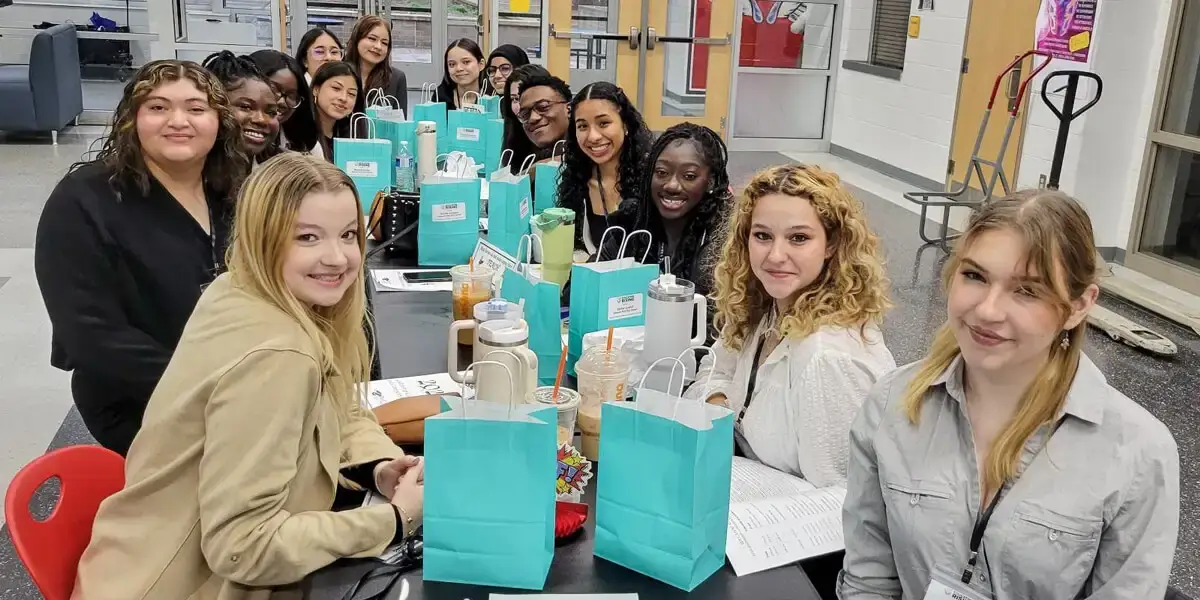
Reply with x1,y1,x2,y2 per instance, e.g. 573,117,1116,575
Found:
395,505,415,538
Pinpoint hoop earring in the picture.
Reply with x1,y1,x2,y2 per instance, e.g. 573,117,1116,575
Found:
1060,331,1071,350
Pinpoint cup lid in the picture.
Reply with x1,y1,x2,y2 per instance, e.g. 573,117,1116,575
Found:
478,319,528,344
648,273,695,299
474,298,523,322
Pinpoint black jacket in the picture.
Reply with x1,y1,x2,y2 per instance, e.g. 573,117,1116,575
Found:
33,162,234,454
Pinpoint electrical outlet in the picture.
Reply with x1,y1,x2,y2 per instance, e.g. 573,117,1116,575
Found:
1038,173,1047,188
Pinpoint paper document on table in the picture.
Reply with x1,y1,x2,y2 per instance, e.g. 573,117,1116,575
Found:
491,596,637,600
725,457,845,576
361,373,459,409
371,269,454,292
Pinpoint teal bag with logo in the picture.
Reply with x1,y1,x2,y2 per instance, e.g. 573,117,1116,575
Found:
478,94,502,119
423,371,557,590
446,91,492,167
486,151,534,257
532,141,567,214
412,83,448,154
333,114,392,214
500,235,563,386
418,160,482,266
567,227,658,372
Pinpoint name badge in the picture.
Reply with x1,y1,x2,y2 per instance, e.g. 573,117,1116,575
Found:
923,566,992,600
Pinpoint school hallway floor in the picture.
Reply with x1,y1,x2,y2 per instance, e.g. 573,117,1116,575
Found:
0,130,1195,598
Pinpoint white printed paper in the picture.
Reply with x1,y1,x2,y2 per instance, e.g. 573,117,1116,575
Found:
471,238,519,278
456,127,481,141
724,457,846,576
606,293,644,321
345,160,378,177
432,202,467,222
362,373,459,409
519,196,530,219
370,269,454,293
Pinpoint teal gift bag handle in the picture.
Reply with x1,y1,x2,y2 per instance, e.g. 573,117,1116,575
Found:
366,88,385,108
596,226,652,263
677,345,718,399
514,233,545,280
518,153,536,176
350,113,377,139
461,358,517,409
550,140,567,163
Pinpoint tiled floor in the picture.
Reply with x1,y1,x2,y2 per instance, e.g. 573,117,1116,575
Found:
0,134,1195,599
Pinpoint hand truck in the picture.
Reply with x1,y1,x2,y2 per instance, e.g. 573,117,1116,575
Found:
903,50,1053,249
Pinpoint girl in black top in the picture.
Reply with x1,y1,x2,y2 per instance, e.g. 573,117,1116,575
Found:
556,81,651,255
249,49,318,153
310,61,366,162
501,64,550,173
203,51,283,164
433,38,485,111
485,44,529,96
346,15,409,117
296,27,344,84
33,60,249,455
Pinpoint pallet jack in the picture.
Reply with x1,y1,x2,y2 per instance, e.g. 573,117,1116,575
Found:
1039,70,1177,356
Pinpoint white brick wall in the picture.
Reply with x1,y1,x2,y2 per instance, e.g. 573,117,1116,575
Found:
831,0,1176,251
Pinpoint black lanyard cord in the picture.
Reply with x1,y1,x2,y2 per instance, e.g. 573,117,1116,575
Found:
960,416,1068,585
737,335,768,425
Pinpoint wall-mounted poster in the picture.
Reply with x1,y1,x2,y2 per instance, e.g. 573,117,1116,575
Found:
1035,0,1098,63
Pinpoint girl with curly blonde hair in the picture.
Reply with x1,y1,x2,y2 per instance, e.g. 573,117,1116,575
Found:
690,163,894,486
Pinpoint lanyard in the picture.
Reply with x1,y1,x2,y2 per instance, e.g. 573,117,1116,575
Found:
736,335,768,425
960,416,1067,585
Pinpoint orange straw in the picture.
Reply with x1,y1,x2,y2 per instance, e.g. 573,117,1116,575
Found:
468,257,474,273
606,326,614,352
552,344,568,400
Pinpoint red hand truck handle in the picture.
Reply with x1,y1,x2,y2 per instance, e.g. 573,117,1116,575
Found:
985,50,1053,116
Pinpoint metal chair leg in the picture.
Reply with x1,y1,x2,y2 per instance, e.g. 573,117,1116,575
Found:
51,130,58,146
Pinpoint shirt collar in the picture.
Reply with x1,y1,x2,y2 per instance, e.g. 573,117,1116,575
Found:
932,353,1106,425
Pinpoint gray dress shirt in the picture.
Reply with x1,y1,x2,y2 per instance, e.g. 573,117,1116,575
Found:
838,354,1179,600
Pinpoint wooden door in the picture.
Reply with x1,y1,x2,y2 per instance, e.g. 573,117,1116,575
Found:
949,0,1042,191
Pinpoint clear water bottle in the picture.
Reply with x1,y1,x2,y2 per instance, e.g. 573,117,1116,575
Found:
395,141,415,192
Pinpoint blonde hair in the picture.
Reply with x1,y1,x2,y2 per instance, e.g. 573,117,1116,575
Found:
901,189,1098,494
225,152,371,412
712,164,892,351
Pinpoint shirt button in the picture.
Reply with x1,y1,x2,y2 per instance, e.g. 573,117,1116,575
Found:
1049,530,1060,541
979,572,988,583
909,494,919,506
231,554,240,563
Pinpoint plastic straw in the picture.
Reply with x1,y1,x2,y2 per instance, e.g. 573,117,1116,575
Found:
606,326,614,352
469,257,474,273
552,345,568,400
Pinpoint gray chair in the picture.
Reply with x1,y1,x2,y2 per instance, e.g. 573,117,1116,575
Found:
0,24,84,145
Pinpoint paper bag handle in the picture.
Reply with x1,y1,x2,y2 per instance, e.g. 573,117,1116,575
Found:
385,94,401,109
676,345,717,400
499,148,514,170
637,356,687,398
462,90,482,105
514,234,544,276
350,113,376,140
475,355,519,413
551,140,567,162
518,154,537,176
596,226,627,262
366,88,383,107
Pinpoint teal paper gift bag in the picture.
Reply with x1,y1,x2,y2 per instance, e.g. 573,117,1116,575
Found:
423,389,558,590
413,83,448,154
532,141,567,214
446,101,492,167
567,227,658,371
594,359,735,591
333,114,392,214
364,89,404,121
482,117,506,174
500,235,562,386
487,152,534,256
478,93,502,118
418,165,482,266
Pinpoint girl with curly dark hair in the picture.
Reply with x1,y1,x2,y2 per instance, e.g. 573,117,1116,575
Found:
203,50,283,163
33,60,250,455
556,81,651,255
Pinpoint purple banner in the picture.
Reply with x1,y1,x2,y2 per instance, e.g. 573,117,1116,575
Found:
1035,0,1098,63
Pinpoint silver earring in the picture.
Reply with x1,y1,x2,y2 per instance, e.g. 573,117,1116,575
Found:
1060,331,1071,350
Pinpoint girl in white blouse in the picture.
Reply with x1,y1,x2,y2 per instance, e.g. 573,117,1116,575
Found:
690,164,895,487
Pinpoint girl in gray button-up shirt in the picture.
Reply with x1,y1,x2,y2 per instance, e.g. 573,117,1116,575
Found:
838,190,1180,600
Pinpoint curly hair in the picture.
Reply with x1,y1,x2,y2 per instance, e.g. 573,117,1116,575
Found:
626,122,732,278
79,60,249,199
556,82,651,248
713,164,892,351
203,50,283,162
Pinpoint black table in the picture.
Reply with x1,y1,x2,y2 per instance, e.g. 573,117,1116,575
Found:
306,272,824,599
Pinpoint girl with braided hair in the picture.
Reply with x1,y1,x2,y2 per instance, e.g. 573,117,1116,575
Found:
203,50,283,163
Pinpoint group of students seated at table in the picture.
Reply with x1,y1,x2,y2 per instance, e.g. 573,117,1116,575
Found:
29,21,1179,600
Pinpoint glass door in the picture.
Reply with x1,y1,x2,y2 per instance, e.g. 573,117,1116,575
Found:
167,0,286,63
487,0,547,63
546,0,735,136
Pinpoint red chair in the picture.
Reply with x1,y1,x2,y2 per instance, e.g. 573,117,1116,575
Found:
4,445,125,600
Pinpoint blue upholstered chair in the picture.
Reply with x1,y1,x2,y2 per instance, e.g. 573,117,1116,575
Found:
0,24,83,145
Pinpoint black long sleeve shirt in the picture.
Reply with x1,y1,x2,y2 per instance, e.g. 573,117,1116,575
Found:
34,161,233,455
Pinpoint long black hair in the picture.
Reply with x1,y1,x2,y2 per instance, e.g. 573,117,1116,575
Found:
202,50,284,162
627,123,732,279
295,27,343,75
485,43,530,95
434,38,485,110
248,49,318,152
310,61,366,156
500,64,550,173
556,81,651,247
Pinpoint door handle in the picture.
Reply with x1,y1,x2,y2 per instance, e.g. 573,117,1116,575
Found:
644,29,732,50
646,26,657,50
549,24,641,50
1007,56,1023,113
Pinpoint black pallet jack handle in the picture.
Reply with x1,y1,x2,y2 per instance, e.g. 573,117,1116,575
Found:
1041,70,1103,190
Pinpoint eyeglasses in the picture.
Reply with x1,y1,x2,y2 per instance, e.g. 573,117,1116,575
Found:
485,64,514,77
517,100,566,124
280,95,303,110
311,47,343,59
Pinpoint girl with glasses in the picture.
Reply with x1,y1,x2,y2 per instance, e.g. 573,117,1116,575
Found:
203,51,283,164
295,27,344,84
248,49,319,153
346,16,409,117
485,43,529,95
